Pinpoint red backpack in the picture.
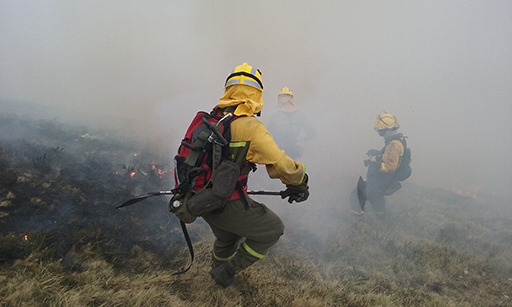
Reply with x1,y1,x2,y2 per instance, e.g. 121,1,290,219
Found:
174,108,238,194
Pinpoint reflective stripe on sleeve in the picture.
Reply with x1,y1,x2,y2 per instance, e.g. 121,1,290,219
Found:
298,164,306,185
230,141,247,148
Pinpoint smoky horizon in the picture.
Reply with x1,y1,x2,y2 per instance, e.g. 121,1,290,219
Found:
1,1,511,198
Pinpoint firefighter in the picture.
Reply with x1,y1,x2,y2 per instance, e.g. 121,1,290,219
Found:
204,63,309,287
350,112,411,216
267,87,316,160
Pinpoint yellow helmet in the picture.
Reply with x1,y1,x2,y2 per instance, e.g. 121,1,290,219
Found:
224,62,264,92
278,87,293,97
374,112,400,131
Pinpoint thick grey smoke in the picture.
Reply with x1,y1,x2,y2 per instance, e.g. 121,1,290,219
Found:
1,1,511,196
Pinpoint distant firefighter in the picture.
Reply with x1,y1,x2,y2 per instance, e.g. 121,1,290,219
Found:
267,87,316,160
350,112,412,216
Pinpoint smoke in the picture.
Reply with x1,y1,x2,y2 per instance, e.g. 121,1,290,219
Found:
1,0,511,198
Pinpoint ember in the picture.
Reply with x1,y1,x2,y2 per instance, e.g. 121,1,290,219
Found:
152,165,167,178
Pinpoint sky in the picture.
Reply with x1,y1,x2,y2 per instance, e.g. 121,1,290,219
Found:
1,0,511,197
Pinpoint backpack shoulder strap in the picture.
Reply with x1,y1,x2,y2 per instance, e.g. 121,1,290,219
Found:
385,134,407,152
209,108,243,171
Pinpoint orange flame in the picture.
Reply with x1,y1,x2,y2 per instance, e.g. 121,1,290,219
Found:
130,172,136,178
152,165,167,178
24,235,28,240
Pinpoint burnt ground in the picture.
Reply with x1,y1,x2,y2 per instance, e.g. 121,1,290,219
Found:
0,113,189,268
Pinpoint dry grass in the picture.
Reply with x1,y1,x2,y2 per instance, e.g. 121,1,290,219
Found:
2,187,512,307
1,116,511,306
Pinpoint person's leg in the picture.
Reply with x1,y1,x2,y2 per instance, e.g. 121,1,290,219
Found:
203,196,284,286
365,165,393,215
369,194,387,215
205,196,284,271
204,222,241,269
385,180,402,196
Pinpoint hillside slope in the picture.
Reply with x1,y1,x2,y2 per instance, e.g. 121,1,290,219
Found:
1,113,511,307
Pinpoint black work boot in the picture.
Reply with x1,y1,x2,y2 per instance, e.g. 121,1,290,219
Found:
209,262,235,288
211,253,226,269
211,257,226,269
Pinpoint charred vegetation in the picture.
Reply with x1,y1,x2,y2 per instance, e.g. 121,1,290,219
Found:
0,113,183,268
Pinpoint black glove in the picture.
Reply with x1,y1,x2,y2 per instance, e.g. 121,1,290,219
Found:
366,149,380,157
280,174,309,204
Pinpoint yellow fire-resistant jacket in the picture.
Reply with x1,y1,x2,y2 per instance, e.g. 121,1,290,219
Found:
230,116,306,185
380,139,404,173
214,84,306,185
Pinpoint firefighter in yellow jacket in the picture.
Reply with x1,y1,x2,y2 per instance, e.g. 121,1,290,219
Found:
204,63,309,287
350,112,411,215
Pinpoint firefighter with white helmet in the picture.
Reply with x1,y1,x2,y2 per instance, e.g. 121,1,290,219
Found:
350,112,412,216
192,63,310,287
